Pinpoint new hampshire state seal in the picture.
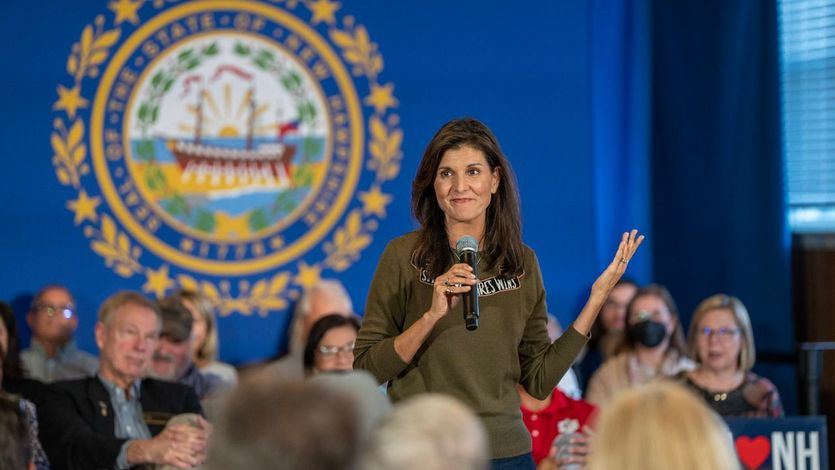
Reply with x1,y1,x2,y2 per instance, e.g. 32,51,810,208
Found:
51,0,402,315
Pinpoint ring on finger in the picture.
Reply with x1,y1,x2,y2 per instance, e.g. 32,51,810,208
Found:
443,277,451,286
445,286,452,294
619,257,628,264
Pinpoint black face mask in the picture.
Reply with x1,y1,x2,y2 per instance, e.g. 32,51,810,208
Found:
629,320,668,348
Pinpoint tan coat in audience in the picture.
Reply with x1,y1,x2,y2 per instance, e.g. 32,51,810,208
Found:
585,350,694,407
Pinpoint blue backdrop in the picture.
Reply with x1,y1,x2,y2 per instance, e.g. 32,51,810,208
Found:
0,0,792,409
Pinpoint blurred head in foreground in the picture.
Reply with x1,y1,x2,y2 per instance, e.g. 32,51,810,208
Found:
588,381,739,470
362,394,488,470
207,377,359,470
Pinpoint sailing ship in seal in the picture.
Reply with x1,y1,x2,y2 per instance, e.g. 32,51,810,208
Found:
166,85,298,191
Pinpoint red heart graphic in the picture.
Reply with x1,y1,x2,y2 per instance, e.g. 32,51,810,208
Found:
735,435,771,470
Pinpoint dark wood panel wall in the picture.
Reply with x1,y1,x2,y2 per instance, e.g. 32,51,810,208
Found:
792,233,835,465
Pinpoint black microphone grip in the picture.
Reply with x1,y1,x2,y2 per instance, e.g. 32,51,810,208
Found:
461,250,479,330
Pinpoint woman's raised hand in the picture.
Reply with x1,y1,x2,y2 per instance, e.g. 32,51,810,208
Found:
427,263,478,322
590,230,644,301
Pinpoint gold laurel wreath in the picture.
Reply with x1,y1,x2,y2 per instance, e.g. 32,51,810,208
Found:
88,215,143,278
330,22,383,80
67,16,121,82
176,272,290,316
323,209,372,271
52,2,402,315
320,15,401,271
51,119,88,189
368,115,403,182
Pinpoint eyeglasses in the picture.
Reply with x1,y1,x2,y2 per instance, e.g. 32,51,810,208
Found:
35,303,75,319
317,341,355,357
697,327,740,339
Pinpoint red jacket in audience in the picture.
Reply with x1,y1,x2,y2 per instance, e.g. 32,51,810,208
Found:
520,389,596,465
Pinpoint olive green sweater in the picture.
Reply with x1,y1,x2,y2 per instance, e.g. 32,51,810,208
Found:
354,232,588,459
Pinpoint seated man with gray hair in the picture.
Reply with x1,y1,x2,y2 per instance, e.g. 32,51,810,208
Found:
39,291,210,470
258,279,354,380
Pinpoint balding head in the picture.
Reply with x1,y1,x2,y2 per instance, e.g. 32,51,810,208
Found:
289,280,353,354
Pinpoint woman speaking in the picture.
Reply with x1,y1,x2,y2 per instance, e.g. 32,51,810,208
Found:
354,118,642,469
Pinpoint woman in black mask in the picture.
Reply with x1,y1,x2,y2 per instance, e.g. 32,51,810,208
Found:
585,284,693,407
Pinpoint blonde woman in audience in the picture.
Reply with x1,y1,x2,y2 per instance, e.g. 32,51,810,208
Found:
588,381,739,470
682,294,783,417
168,290,238,387
585,284,693,407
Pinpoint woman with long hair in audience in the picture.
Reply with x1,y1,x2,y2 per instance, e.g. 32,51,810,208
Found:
1,303,49,469
682,293,783,418
167,290,238,387
588,381,739,470
304,314,361,375
585,284,693,407
1,302,27,387
355,118,643,468
577,279,638,387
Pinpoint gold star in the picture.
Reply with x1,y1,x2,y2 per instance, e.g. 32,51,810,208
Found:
143,264,174,299
109,0,142,25
66,189,101,225
364,82,398,114
308,0,340,25
359,185,392,217
295,261,322,290
180,238,195,253
53,85,89,119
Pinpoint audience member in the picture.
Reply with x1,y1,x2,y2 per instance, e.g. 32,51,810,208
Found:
166,290,237,387
588,382,739,470
0,394,35,470
682,294,783,418
259,279,353,380
1,302,26,387
362,394,489,470
303,314,361,376
517,383,596,469
585,284,693,407
150,299,227,402
38,291,209,470
1,303,52,430
1,338,49,469
21,286,98,383
578,280,637,388
207,377,359,470
309,370,392,440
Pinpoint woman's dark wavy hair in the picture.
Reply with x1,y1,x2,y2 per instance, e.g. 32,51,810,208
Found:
303,314,361,374
411,118,524,278
0,302,25,381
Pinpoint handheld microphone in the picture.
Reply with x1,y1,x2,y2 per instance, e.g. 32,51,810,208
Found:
456,235,479,331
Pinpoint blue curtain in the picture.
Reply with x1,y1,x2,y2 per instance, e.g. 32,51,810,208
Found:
650,0,794,411
590,0,653,281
